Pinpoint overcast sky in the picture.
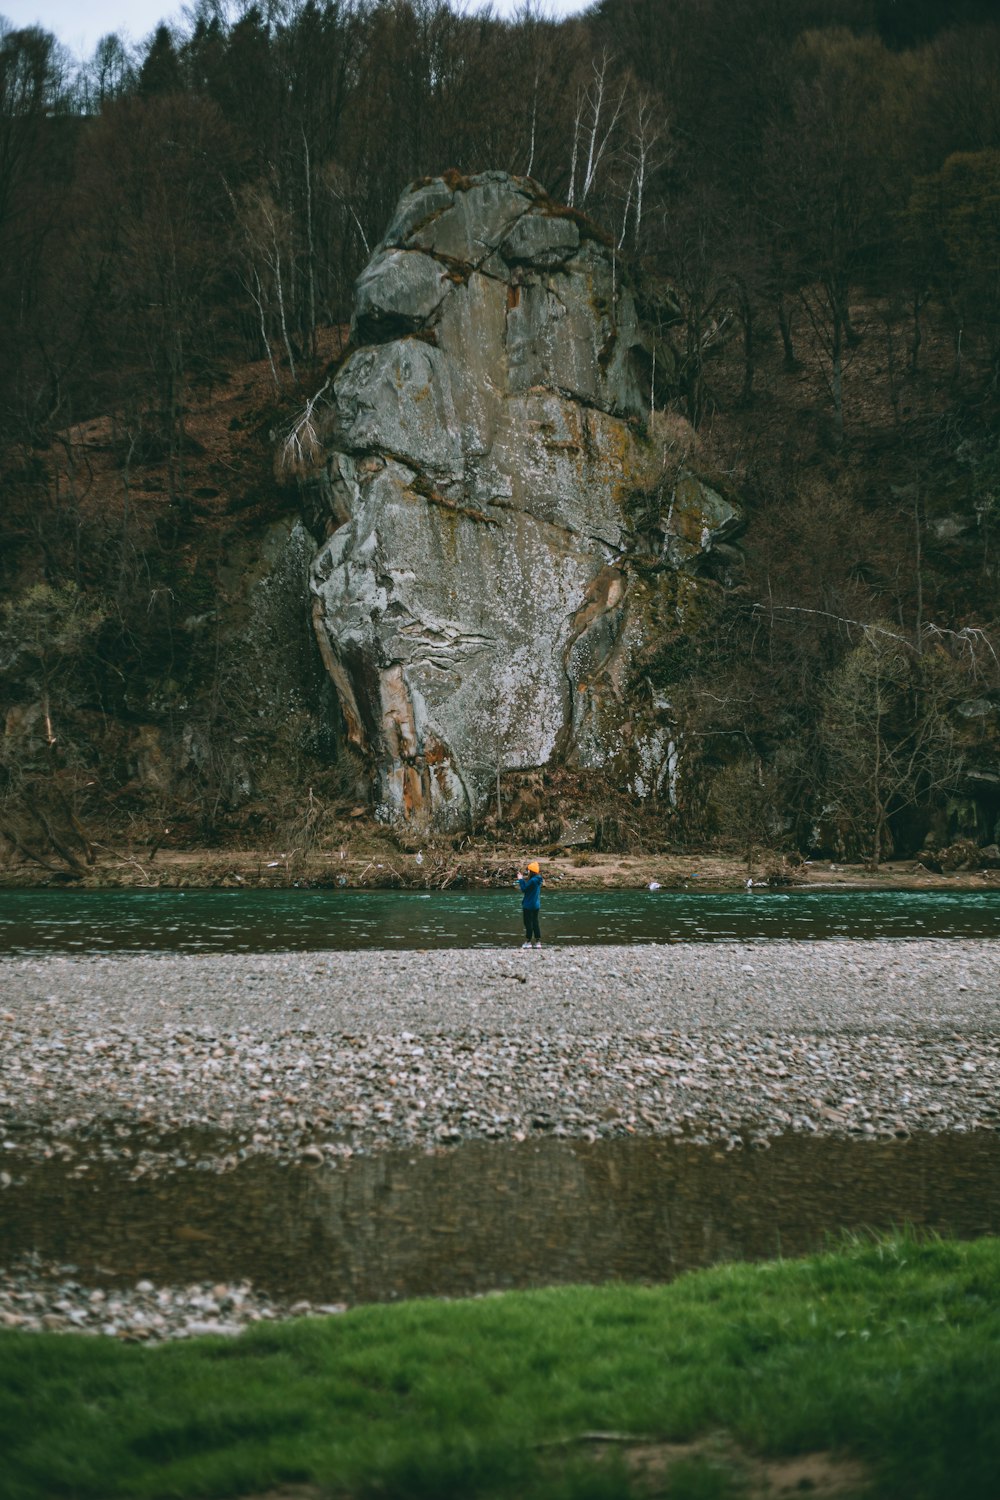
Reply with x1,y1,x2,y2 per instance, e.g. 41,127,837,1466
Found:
2,0,591,61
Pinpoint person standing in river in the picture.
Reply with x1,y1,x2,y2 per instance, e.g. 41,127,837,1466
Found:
517,860,543,948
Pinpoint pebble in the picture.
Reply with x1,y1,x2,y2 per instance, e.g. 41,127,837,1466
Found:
1,940,998,1339
0,1253,345,1344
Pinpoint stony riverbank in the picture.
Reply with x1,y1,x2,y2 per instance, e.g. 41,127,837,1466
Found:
0,1255,344,1340
2,940,998,1340
3,941,998,1166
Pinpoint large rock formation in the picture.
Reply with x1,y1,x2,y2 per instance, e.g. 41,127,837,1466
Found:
305,171,739,828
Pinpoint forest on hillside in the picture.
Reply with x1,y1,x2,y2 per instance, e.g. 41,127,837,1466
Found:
2,0,1000,872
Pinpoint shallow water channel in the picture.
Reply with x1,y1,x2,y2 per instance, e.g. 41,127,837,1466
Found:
6,1132,1000,1302
6,888,999,1304
4,886,1000,953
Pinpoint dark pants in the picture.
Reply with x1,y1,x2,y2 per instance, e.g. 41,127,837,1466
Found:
522,908,541,942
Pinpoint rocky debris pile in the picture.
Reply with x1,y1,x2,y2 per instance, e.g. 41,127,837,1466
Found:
0,1254,344,1341
919,838,1000,873
304,171,739,828
1,943,998,1179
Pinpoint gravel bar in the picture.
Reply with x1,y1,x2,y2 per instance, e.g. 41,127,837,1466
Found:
3,940,999,1162
2,939,999,1340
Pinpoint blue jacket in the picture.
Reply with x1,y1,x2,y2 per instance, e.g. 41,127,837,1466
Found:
518,873,543,910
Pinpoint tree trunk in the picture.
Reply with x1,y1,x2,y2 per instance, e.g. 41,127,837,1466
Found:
910,289,924,375
302,128,317,361
913,491,924,652
777,293,796,369
830,305,844,444
738,284,754,406
883,313,901,427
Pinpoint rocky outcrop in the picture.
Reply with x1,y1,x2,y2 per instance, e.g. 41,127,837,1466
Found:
305,171,739,828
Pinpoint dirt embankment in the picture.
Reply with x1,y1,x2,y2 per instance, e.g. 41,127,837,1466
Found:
2,841,997,892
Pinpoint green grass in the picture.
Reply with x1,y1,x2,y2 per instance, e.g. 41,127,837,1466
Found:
2,1233,999,1499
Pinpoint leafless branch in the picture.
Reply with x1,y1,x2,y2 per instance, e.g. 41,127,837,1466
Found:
280,377,332,476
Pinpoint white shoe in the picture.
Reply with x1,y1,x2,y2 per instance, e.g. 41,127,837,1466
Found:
521,941,532,949
534,942,542,949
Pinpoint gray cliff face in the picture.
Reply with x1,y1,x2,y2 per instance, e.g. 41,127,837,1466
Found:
306,172,738,828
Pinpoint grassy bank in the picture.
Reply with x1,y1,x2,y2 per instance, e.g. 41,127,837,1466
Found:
2,1234,999,1499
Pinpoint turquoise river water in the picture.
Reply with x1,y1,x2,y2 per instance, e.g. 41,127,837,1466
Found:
1,886,999,953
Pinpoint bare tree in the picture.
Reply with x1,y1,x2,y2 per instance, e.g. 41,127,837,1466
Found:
568,49,626,208
762,30,909,441
0,582,109,873
618,87,668,249
818,626,969,868
79,32,135,112
234,178,298,381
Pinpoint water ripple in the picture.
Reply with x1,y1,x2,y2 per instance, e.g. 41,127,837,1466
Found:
2,886,1000,954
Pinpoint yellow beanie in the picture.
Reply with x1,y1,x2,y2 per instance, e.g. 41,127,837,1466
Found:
527,860,540,874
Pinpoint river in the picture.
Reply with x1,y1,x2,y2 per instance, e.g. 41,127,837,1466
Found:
2,885,1000,953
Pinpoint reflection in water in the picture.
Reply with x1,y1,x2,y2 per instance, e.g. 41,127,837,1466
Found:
3,887,1000,953
5,1133,999,1302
